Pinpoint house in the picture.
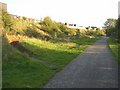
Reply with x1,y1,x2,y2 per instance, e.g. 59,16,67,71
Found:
85,26,99,30
65,22,86,30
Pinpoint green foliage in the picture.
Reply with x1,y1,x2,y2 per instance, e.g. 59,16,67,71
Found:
2,10,13,33
104,17,120,43
84,29,105,37
104,18,117,36
9,19,51,40
68,28,77,36
24,27,41,38
104,18,117,28
107,37,120,65
95,29,105,36
105,17,120,65
58,23,68,35
11,19,29,35
3,36,99,88
85,30,94,36
41,16,53,26
40,16,69,39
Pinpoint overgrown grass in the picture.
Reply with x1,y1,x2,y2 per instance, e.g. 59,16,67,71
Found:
2,37,54,88
107,37,120,65
3,36,100,88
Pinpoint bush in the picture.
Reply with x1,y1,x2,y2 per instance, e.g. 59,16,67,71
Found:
40,16,69,39
84,29,105,37
95,29,105,36
24,27,40,38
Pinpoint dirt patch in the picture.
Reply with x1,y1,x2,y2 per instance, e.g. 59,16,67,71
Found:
10,41,33,56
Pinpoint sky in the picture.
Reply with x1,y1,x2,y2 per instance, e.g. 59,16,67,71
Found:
0,0,120,28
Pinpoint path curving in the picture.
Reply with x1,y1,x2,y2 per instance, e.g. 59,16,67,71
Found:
44,36,118,88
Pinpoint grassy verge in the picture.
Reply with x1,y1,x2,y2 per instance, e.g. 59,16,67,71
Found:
107,37,120,65
3,36,100,88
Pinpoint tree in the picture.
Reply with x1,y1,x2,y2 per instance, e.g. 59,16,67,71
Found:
2,10,13,32
40,16,67,39
42,16,52,26
104,18,117,28
104,18,117,36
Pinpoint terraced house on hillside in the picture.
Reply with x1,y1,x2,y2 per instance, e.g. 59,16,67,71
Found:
0,2,7,12
65,22,86,30
0,2,38,23
9,14,37,23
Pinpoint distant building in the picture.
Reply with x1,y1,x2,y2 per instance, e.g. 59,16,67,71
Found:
85,26,99,30
9,14,37,23
65,23,86,30
0,2,7,12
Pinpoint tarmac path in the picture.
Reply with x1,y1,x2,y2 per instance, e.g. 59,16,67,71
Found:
44,36,118,88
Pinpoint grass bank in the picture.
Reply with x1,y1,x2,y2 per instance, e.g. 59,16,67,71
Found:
107,37,120,65
3,36,100,88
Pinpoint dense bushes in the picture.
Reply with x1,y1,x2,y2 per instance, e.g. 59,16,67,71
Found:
80,29,105,38
104,17,120,43
40,16,68,39
2,11,105,41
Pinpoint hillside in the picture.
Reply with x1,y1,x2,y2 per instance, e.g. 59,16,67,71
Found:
2,35,100,88
2,11,102,88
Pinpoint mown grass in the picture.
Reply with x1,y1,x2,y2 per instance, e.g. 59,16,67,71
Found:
107,37,120,65
3,36,100,88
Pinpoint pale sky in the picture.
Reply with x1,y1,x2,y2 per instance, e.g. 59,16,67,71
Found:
0,0,120,28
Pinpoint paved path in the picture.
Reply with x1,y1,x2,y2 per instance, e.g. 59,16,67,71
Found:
44,37,118,88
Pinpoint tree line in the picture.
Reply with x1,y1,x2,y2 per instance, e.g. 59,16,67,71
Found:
104,16,120,43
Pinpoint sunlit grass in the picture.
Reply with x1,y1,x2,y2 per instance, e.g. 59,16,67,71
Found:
3,35,100,88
